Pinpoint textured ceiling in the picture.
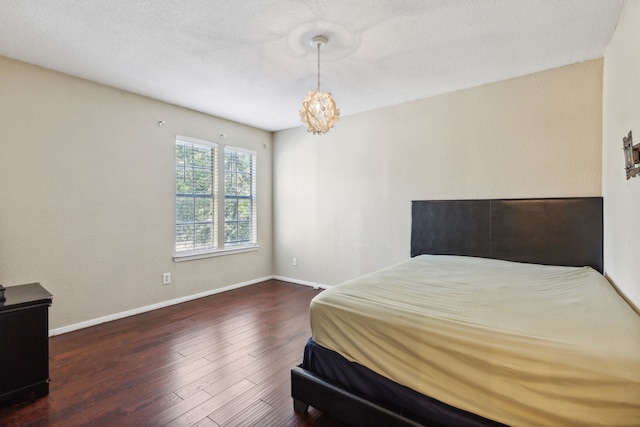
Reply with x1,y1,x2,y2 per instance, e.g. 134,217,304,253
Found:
0,0,626,132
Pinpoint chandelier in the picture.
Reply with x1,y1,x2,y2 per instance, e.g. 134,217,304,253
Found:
300,36,340,135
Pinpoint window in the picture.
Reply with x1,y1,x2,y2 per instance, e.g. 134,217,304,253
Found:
174,137,257,260
175,137,217,253
224,147,257,246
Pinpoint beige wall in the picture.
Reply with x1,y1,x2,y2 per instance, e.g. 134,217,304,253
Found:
0,50,616,331
0,56,273,331
603,1,640,309
274,60,603,287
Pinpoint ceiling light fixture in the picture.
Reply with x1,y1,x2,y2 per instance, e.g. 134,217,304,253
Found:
300,35,340,135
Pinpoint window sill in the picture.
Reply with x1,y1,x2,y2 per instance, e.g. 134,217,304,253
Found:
174,245,259,262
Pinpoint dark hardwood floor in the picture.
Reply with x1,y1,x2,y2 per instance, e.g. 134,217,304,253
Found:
0,280,346,426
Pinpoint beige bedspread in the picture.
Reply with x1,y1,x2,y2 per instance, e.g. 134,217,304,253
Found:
310,255,640,426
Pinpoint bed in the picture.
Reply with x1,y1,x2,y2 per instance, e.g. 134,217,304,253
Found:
290,197,640,426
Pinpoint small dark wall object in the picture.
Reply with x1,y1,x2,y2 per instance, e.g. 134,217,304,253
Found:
623,130,640,179
0,285,5,302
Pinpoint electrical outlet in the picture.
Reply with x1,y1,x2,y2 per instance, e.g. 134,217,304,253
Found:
292,257,298,266
162,273,171,285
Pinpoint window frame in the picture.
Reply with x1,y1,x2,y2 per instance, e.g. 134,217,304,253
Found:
174,136,218,256
173,137,259,262
223,146,258,248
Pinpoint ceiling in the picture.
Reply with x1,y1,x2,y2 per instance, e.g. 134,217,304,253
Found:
0,0,626,132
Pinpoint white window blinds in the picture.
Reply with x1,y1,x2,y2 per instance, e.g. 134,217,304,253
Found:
224,146,257,246
175,137,218,253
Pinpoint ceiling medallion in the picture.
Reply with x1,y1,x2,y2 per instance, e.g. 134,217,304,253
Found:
299,36,340,135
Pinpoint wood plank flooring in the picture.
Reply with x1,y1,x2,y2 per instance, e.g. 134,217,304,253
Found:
0,280,346,426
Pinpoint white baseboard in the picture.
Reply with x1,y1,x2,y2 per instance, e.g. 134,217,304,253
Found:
272,275,332,290
49,275,274,336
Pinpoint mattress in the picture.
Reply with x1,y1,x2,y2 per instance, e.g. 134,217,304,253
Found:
310,255,640,426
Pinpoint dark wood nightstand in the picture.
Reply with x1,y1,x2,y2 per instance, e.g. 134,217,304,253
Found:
0,283,53,405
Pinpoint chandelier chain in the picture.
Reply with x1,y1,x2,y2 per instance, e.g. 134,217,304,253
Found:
317,42,321,91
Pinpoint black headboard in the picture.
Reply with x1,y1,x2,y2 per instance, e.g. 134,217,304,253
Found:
411,197,603,273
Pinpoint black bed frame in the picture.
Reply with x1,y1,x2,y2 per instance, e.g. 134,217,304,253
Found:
291,197,604,426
